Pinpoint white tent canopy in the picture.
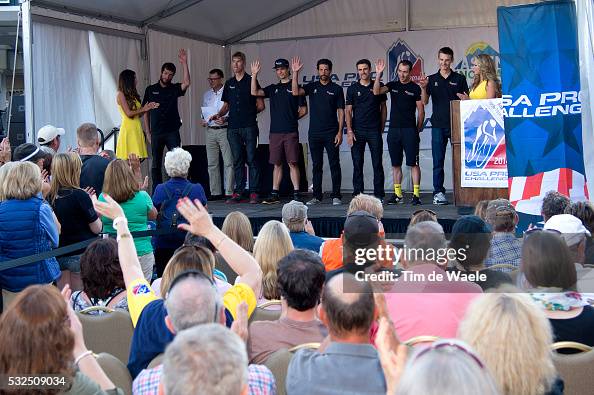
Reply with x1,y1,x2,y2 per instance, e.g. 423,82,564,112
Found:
26,0,574,194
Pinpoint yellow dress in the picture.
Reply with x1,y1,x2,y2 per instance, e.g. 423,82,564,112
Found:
469,80,488,100
116,99,148,159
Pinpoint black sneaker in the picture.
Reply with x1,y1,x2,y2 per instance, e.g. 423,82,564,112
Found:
225,193,242,204
386,195,404,205
262,195,281,204
293,192,302,202
411,196,422,206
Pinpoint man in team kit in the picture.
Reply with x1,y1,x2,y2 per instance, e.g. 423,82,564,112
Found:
211,51,265,204
291,56,345,206
250,58,308,204
418,47,468,205
345,59,387,202
373,59,425,205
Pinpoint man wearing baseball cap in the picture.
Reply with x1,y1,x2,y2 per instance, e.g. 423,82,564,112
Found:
250,58,307,204
281,200,324,252
37,124,65,154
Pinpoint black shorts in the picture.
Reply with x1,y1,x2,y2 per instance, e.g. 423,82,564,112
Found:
387,127,419,167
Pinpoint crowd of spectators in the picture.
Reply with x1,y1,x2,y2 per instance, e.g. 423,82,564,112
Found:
2,123,594,395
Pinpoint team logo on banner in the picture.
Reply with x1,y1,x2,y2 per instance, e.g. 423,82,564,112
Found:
387,39,424,83
455,41,500,85
460,99,507,188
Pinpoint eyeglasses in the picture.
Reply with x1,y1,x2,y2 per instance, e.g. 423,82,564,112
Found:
413,339,484,369
412,209,437,217
207,77,221,82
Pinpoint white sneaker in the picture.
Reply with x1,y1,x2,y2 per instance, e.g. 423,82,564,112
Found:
433,192,448,205
307,198,321,206
332,198,342,206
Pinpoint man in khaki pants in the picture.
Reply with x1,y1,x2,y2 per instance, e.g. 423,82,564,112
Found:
202,68,234,199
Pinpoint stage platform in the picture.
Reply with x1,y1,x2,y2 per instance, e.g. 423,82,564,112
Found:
209,192,473,239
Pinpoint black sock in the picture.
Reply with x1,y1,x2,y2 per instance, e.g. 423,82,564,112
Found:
271,190,279,196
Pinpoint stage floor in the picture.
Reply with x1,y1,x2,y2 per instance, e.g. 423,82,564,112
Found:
209,193,473,238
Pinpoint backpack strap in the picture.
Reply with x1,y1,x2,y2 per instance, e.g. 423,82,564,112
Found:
180,183,193,199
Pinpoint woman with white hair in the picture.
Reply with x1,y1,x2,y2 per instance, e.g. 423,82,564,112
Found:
152,147,208,276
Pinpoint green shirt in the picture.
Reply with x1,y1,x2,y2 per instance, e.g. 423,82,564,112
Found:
99,191,153,256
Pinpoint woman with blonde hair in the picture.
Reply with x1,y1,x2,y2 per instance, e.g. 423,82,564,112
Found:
48,153,102,290
458,54,501,100
252,220,294,302
222,211,254,252
0,161,61,291
458,291,563,395
99,159,157,280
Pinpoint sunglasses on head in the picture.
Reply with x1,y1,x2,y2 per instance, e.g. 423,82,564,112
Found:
168,269,215,291
413,339,484,369
412,209,437,217
523,228,562,236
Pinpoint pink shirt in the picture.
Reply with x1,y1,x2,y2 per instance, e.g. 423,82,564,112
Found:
384,264,482,342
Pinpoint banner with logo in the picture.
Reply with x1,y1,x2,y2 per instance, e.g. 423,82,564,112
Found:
498,1,588,215
231,28,499,192
460,99,507,188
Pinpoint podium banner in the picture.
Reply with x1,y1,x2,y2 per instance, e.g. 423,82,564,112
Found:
498,1,588,215
460,99,507,188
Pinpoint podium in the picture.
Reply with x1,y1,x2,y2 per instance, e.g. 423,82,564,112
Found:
450,100,508,206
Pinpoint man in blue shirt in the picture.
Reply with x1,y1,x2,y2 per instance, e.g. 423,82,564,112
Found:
250,58,308,204
291,56,345,206
281,200,324,253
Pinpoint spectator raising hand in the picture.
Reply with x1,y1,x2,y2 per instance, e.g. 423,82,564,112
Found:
375,317,408,395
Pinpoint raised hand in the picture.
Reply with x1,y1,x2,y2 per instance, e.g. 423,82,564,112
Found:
40,169,49,183
375,58,386,74
176,197,215,237
140,176,149,191
250,60,261,76
128,153,141,173
291,56,303,73
375,317,408,395
83,186,96,197
230,302,249,343
418,73,428,88
92,194,125,220
178,49,188,64
0,137,10,163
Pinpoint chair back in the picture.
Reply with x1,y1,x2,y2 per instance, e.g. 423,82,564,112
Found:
263,342,321,395
95,352,133,395
249,301,282,323
263,348,292,395
77,308,134,364
1,289,19,309
552,344,594,395
215,254,238,284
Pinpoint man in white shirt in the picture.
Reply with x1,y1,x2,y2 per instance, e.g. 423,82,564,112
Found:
202,68,234,199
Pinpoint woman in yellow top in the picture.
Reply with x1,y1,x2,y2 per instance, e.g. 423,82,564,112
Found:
457,54,502,100
116,69,159,160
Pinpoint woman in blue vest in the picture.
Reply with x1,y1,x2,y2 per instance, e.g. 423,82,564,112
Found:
152,147,207,277
0,161,61,292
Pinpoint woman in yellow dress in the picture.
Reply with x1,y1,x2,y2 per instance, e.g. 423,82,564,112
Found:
116,69,159,160
457,54,502,100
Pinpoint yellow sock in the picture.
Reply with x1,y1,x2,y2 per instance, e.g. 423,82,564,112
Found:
394,184,402,198
413,185,420,197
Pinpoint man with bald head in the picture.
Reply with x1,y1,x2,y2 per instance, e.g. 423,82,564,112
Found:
286,273,387,395
132,272,275,395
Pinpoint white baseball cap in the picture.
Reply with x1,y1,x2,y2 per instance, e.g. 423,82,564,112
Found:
544,214,591,246
37,124,65,145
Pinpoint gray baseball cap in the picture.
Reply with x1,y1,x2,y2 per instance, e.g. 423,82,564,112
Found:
282,200,308,224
